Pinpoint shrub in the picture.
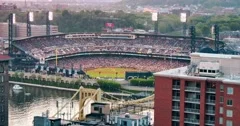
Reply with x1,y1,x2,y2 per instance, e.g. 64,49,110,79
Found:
130,78,154,87
97,80,121,92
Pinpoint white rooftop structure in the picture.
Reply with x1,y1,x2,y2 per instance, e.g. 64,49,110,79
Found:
154,53,240,85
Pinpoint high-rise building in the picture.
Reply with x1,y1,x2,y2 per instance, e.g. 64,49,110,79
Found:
0,55,11,126
154,53,240,126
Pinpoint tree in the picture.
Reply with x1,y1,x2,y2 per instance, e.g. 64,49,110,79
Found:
19,72,24,82
12,72,18,78
37,75,42,81
30,74,36,80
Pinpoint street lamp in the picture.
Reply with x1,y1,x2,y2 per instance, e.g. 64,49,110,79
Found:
180,12,187,36
46,11,53,35
27,12,34,37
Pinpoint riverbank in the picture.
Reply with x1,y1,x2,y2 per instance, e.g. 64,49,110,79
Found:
9,71,154,93
10,81,131,97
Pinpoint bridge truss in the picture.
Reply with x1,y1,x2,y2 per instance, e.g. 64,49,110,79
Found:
52,86,154,121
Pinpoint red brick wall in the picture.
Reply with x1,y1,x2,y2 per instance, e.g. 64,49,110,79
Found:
222,83,240,126
154,76,173,126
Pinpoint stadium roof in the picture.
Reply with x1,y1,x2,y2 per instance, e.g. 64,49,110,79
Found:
0,55,12,61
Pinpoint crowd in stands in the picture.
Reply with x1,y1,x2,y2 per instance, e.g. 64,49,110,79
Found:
48,56,189,72
14,35,207,60
220,31,240,40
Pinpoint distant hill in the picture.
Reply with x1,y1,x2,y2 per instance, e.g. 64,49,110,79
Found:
120,0,240,7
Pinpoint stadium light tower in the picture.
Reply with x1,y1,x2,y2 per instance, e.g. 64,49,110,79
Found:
8,13,16,55
190,26,196,53
180,12,187,36
152,12,158,34
212,24,220,53
46,11,53,36
27,12,34,37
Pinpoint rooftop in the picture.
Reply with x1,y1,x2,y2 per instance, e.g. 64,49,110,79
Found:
117,113,147,120
0,55,12,61
191,52,240,59
91,102,109,106
154,53,240,85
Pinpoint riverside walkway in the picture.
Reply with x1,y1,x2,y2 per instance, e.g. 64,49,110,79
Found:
10,81,131,97
9,71,154,92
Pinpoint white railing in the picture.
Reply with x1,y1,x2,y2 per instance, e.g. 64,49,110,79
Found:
173,85,180,89
172,106,180,110
185,108,200,113
173,96,180,100
184,118,200,123
185,86,200,91
172,116,180,120
206,100,215,104
205,120,215,125
185,98,200,102
206,88,216,93
206,110,215,114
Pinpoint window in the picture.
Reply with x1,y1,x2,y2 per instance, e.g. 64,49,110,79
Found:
0,116,4,122
227,87,233,95
204,69,207,72
93,107,99,111
199,69,203,72
227,100,233,106
0,76,3,83
226,120,233,126
226,110,233,117
219,117,223,124
220,85,224,92
122,121,127,126
220,96,224,103
219,107,223,114
0,65,4,73
0,86,4,93
0,105,3,112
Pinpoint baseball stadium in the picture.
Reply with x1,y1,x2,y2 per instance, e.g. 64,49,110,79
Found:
9,32,230,79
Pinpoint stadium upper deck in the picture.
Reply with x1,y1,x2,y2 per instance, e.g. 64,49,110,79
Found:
12,33,210,60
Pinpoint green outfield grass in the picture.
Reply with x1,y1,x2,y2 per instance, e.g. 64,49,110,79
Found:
86,67,138,78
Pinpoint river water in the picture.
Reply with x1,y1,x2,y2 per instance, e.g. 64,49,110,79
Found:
9,84,80,126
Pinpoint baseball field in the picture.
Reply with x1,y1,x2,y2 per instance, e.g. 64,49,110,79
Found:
86,67,138,78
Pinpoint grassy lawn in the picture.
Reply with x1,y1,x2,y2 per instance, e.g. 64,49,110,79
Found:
86,67,138,79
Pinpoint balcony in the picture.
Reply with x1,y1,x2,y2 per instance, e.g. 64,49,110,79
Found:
206,110,215,115
185,108,200,113
185,98,200,103
206,100,215,105
185,87,200,92
184,118,200,124
173,96,180,101
172,116,180,121
205,120,215,125
172,106,180,111
173,85,180,90
206,88,216,93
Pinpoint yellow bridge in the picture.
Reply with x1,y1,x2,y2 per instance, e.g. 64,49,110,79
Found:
52,86,154,121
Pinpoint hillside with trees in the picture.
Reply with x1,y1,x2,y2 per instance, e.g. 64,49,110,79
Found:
120,0,240,7
1,10,240,36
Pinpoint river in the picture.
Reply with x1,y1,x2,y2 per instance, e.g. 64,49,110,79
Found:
9,84,80,126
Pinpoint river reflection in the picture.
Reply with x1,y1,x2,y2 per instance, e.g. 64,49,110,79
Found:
9,84,80,126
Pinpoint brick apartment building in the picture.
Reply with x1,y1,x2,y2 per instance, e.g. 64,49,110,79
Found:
154,53,240,126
